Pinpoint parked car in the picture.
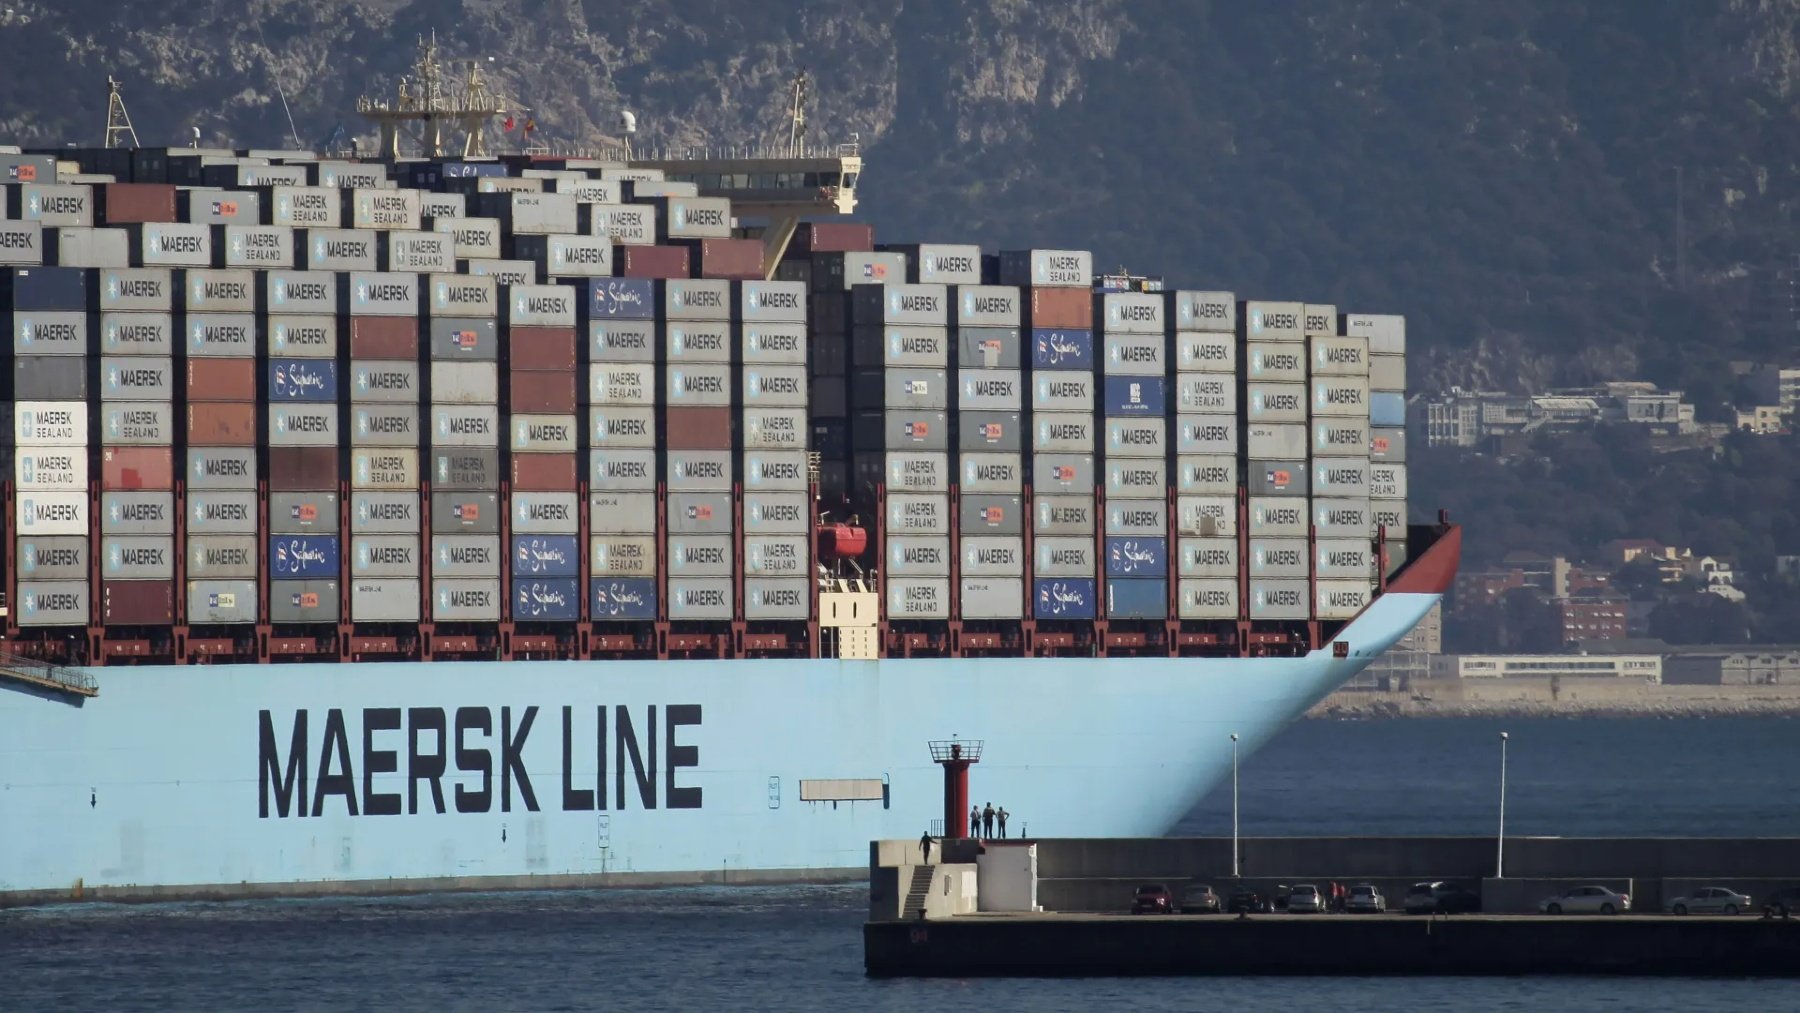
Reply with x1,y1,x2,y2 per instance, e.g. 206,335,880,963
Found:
1344,883,1387,914
1131,883,1174,915
1763,886,1800,918
1180,883,1221,914
1226,889,1272,914
1667,887,1751,916
1287,884,1326,913
1539,885,1630,915
1402,881,1482,915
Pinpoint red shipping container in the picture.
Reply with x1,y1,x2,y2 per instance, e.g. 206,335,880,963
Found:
269,447,339,491
621,245,691,280
511,453,577,491
102,447,175,491
103,581,176,625
1028,288,1094,329
507,326,578,371
509,370,577,414
793,222,875,254
188,402,258,444
186,359,257,399
664,406,734,450
349,316,419,359
695,238,765,280
100,183,177,224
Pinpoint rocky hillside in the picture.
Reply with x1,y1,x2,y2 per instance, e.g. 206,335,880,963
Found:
3,0,1799,399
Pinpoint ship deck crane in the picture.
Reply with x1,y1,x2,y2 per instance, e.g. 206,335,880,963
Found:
355,33,509,160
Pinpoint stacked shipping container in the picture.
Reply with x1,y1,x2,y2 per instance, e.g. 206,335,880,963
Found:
11,267,92,628
662,279,736,621
183,268,257,624
951,273,1024,620
737,280,812,621
585,278,659,621
1098,292,1170,620
1169,291,1238,621
506,282,581,622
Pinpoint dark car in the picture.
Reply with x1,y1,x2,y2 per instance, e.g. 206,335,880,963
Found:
1180,883,1221,914
1225,888,1272,914
1131,883,1174,915
1763,886,1800,918
1402,880,1481,915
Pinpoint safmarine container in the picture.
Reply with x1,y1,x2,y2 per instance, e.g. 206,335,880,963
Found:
1033,577,1097,619
1105,578,1166,619
887,578,950,619
270,535,340,578
513,579,581,621
512,535,580,578
267,359,338,401
1105,536,1168,578
591,577,658,620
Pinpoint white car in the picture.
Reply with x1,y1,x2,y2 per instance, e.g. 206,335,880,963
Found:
1539,885,1630,915
1345,883,1386,913
1287,884,1325,913
1667,887,1751,916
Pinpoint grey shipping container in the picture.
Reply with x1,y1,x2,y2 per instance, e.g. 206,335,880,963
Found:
661,279,732,322
1105,416,1167,459
1245,382,1307,424
666,451,733,492
743,451,808,492
668,577,734,620
997,249,1091,289
956,327,1023,369
590,449,657,491
1034,495,1097,536
272,578,343,623
187,491,259,534
14,311,88,355
1316,580,1375,620
1370,427,1407,463
130,223,210,267
432,217,502,260
589,362,656,406
810,251,906,293
219,226,295,270
589,536,658,576
1034,537,1097,577
1178,537,1238,579
188,579,259,623
1106,457,1168,499
589,320,657,362
852,283,949,326
303,230,378,272
590,204,657,245
1313,458,1372,498
270,491,340,533
1370,354,1406,391
1246,423,1306,460
0,221,43,265
1248,538,1309,579
1168,290,1236,333
188,447,257,490
1104,333,1165,374
1032,372,1095,412
1315,540,1374,580
1310,335,1370,377
853,325,949,368
666,363,733,407
1312,497,1372,539
1243,302,1304,341
512,414,578,453
1248,460,1308,498
1370,462,1408,501
513,492,579,534
48,227,128,268
14,536,89,581
887,536,951,575
352,535,421,577
954,287,1022,329
269,186,343,229
1173,374,1235,416
660,196,732,239
18,183,95,227
589,406,658,449
1032,454,1094,495
102,535,175,580
186,313,256,357
1177,496,1237,538
98,267,174,312
522,234,614,279
960,494,1024,535
428,362,495,404
865,368,948,410
432,449,501,490
1177,579,1239,620
101,492,174,535
1101,293,1164,334
667,492,735,535
432,578,502,620
266,268,340,314
1371,501,1406,534
887,577,951,619
960,576,1023,619
378,231,454,273
101,355,173,401
1312,418,1371,458
101,312,173,356
960,452,1024,494
881,452,950,493
1106,499,1167,536
961,536,1024,577
431,491,501,533
103,402,176,444
430,273,500,319
744,578,810,620
1310,376,1371,417
355,577,425,621
743,365,809,408
353,405,421,446
1245,343,1306,384
1175,455,1236,495
1248,497,1308,538
744,492,809,534
1249,579,1310,620
958,369,1023,411
465,260,535,286
886,493,950,534
664,321,732,362
591,491,658,535
741,408,807,450
893,244,980,285
743,536,809,578
268,403,337,446
352,449,420,490
432,535,502,577
506,284,578,328
17,356,88,399
741,322,807,364
958,411,1023,453
350,490,417,533
187,535,259,579
351,188,424,232
16,581,91,626
1034,412,1095,453
344,271,419,317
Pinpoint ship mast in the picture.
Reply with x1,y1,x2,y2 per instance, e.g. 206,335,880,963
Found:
102,76,141,149
355,32,509,159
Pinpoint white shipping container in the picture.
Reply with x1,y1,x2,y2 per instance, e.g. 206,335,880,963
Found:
266,270,339,315
432,404,501,447
1106,499,1167,537
886,493,950,534
1246,342,1307,384
48,227,128,268
1178,578,1239,620
741,323,807,363
1248,497,1308,538
1174,331,1235,373
1313,497,1373,539
887,577,951,619
429,273,498,318
1246,423,1306,460
1312,458,1372,498
743,492,810,534
98,267,174,312
1370,354,1406,392
960,453,1024,494
1243,301,1304,341
1370,462,1409,501
1100,293,1164,334
742,408,808,450
14,310,88,354
959,369,1023,411
589,362,656,406
507,283,578,327
1033,495,1097,536
954,285,1022,327
383,230,455,273
1311,376,1371,417
960,577,1024,619
1104,333,1165,374
132,223,210,267
220,226,295,269
269,186,342,228
1342,313,1405,355
1033,412,1095,453
1176,373,1235,414
16,491,87,535
665,321,732,362
1248,538,1309,579
743,451,809,491
589,536,659,576
1033,537,1097,577
351,188,423,231
1107,457,1168,499
1178,537,1238,579
346,271,419,316
1245,383,1307,424
1316,579,1376,620
102,402,175,444
1105,416,1167,459
1250,580,1311,620
1169,290,1236,333
590,204,657,245
997,249,1090,288
1174,455,1236,495
743,366,809,408
1316,540,1374,580
432,217,503,260
1175,414,1238,456
305,230,378,272
14,448,87,489
743,536,809,577
429,361,497,404
13,401,89,445
1312,418,1371,458
352,449,421,490
1310,335,1369,376
1032,371,1095,412
269,403,338,446
744,578,811,619
588,406,657,448
1304,304,1337,336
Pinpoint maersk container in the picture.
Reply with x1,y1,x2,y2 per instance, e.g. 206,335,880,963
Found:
1178,537,1238,579
513,492,579,534
1245,383,1307,424
557,178,621,204
744,578,810,620
1248,579,1310,620
187,313,256,357
465,259,535,286
664,364,732,407
1246,343,1306,384
524,234,615,279
1370,427,1407,463
1034,496,1097,536
101,312,172,355
432,217,503,261
1106,500,1167,537
586,322,655,365
1105,577,1166,619
668,577,734,620
591,576,657,620
217,226,294,270
875,451,946,493
129,222,210,267
1034,537,1096,577
182,269,256,313
853,325,949,368
432,535,502,577
268,403,337,446
888,577,950,619
100,491,172,535
266,358,338,402
1370,391,1405,427
316,164,385,190
271,579,342,623
421,193,468,220
1310,335,1369,377
1249,497,1308,539
667,451,733,492
660,279,732,322
1032,454,1094,494
1301,304,1338,337
346,491,414,534
741,492,807,535
16,183,95,227
588,406,657,449
188,447,256,490
17,356,88,399
269,535,339,578
1313,459,1371,498
653,196,731,240
958,411,1023,453
352,449,420,490
1034,412,1094,453
852,283,949,327
742,408,807,450
342,271,419,317
883,244,977,286
269,186,342,228
187,492,258,534
96,267,174,312
13,401,87,445
1312,418,1371,459
47,227,129,269
1371,502,1406,536
661,320,731,363
587,536,658,577
349,188,423,232
1167,290,1235,334
351,535,420,577
1316,580,1375,620
876,494,948,540
0,220,42,264
15,581,91,626
960,536,1023,577
1032,371,1095,412
1370,354,1406,392
999,249,1092,289
272,491,340,533
188,579,258,623
1104,333,1165,376
1177,496,1236,538
513,578,581,621
953,286,1022,329
588,362,655,407
13,311,88,354
17,493,87,535
738,451,805,492
1177,578,1238,620
1311,498,1371,540
14,537,88,580
1100,293,1164,335
186,535,258,579
742,366,809,409
1248,460,1308,498
1315,540,1373,581
589,449,658,491
303,230,378,272
1311,376,1371,418
507,416,574,455
265,271,339,317
740,323,806,365
1105,417,1167,459
103,402,175,444
744,536,809,578
1370,462,1409,501
959,369,1023,411
351,405,419,446
1106,458,1168,499
1166,453,1238,496
887,536,951,576
590,204,657,246
1243,301,1304,341
1248,538,1308,580
433,577,502,620
1342,313,1405,355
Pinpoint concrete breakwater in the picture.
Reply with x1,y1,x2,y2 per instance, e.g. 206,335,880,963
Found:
1307,679,1800,719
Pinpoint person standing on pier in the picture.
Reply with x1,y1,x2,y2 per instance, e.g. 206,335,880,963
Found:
997,807,1009,839
983,803,995,838
970,805,982,839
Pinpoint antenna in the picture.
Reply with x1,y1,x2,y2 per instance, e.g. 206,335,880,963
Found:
620,109,637,160
103,76,141,149
787,69,811,156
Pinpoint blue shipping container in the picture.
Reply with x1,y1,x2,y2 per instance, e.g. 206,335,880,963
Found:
1105,537,1169,578
1103,375,1166,417
1031,328,1094,370
1370,391,1406,427
1034,577,1098,619
515,578,581,620
5,266,88,312
513,535,580,577
268,359,340,401
270,535,340,578
1105,577,1168,618
592,577,658,620
581,278,656,320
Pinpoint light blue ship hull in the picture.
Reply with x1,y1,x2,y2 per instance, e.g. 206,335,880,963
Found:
0,591,1438,903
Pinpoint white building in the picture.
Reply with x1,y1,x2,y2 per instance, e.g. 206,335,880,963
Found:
1429,653,1663,683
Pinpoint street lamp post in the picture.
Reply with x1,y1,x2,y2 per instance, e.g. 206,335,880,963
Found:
1230,733,1240,878
1497,731,1509,879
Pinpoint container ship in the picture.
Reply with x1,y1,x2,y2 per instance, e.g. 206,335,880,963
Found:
0,59,1455,904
